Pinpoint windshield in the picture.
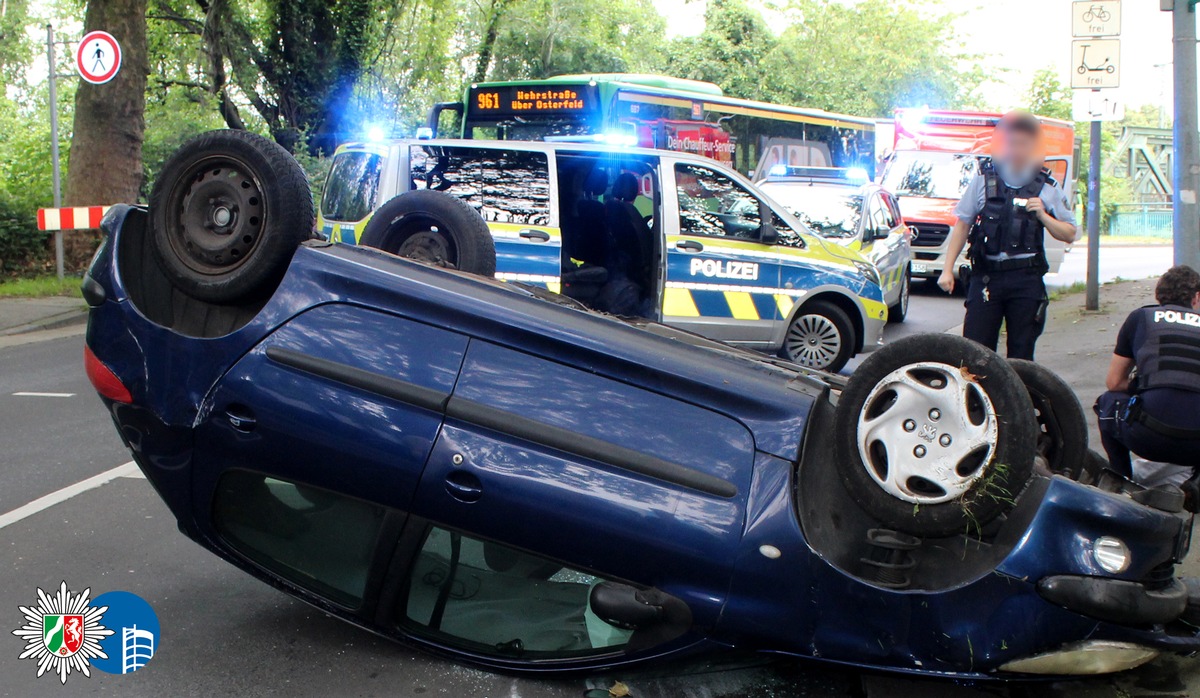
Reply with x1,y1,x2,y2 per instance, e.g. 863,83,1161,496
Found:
759,184,862,239
466,117,599,142
882,151,980,200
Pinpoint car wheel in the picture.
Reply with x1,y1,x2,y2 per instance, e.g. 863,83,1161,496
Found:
148,129,314,303
1009,359,1089,480
833,334,1037,537
888,270,909,323
781,300,855,373
359,190,496,277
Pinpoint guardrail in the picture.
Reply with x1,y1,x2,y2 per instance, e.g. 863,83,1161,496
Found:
1109,203,1173,238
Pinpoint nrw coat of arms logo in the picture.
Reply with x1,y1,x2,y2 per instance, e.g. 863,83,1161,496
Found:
11,582,114,684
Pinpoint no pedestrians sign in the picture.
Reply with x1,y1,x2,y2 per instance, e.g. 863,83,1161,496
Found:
76,31,121,85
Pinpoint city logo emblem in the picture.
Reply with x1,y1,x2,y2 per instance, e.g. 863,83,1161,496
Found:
12,582,113,684
12,584,160,683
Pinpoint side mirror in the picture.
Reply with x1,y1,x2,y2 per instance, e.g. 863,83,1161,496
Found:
760,223,779,245
588,581,692,649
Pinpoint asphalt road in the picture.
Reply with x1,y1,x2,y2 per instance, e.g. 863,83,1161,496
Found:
0,271,1183,697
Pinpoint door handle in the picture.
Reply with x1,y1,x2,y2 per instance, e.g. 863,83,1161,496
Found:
519,229,551,242
675,240,704,253
225,405,256,432
445,470,483,503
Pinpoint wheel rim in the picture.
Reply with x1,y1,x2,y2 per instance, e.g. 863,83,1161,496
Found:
389,216,457,267
1028,388,1067,474
855,361,999,504
898,274,910,316
166,155,266,276
785,313,843,369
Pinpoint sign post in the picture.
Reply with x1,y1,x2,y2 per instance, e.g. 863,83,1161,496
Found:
45,25,63,281
1164,0,1200,270
1071,0,1120,311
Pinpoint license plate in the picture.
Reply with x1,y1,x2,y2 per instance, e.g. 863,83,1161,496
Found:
912,263,928,274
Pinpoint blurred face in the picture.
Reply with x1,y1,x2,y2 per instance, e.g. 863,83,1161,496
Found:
994,128,1042,172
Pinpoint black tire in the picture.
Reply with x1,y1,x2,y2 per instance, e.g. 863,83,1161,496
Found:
781,299,856,373
1009,359,1089,480
888,270,910,323
833,334,1038,537
359,190,496,277
148,129,313,303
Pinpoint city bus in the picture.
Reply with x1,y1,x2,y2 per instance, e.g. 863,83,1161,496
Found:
426,73,877,180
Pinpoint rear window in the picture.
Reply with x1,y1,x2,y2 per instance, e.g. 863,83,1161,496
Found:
321,151,383,222
410,146,551,225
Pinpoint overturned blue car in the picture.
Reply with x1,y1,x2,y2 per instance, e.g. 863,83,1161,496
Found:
82,131,1199,680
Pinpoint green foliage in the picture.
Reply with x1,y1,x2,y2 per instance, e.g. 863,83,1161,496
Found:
661,0,776,101
1025,68,1072,121
0,190,48,277
769,0,982,115
665,0,980,117
488,0,667,80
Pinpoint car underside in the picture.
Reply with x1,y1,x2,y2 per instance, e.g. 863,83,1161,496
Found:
81,131,1200,681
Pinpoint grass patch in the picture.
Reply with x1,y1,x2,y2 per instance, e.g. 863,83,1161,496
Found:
0,275,82,298
1075,235,1172,247
1048,280,1087,301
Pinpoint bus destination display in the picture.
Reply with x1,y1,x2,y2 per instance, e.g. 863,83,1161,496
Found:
470,85,597,117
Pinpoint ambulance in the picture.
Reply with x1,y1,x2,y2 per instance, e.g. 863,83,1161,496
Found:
881,110,1077,284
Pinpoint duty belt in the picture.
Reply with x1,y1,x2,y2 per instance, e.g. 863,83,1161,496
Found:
1127,397,1200,440
978,255,1044,273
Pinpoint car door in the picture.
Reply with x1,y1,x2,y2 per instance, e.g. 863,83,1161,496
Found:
410,145,564,291
862,192,907,303
407,338,754,636
662,160,783,347
189,303,469,610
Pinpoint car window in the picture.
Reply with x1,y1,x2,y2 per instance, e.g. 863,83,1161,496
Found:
867,196,893,238
411,146,552,226
881,191,903,225
675,163,761,240
759,184,861,239
402,526,634,658
321,151,383,222
213,470,389,608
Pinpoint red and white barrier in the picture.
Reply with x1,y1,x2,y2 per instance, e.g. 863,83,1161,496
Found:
37,206,111,231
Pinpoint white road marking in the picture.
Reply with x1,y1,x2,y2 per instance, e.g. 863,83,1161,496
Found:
12,392,75,398
0,461,140,530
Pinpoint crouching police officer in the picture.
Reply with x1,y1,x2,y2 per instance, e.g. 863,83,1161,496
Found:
939,111,1078,360
1095,265,1200,479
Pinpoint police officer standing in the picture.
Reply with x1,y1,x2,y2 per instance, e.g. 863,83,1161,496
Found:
1095,266,1200,479
938,111,1079,359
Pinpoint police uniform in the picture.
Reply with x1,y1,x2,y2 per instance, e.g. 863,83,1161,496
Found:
1095,304,1200,478
953,158,1076,360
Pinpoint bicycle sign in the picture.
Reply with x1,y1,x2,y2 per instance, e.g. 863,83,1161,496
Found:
1072,1,1120,38
1071,39,1120,89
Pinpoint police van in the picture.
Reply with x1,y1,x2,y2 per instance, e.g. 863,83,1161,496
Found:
317,139,887,372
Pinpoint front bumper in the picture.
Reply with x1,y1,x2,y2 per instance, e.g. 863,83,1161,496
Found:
1039,575,1188,627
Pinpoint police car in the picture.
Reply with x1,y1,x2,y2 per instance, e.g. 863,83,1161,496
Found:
757,166,912,323
317,139,887,372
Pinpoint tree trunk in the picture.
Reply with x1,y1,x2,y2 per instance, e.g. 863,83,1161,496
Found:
63,0,147,270
472,0,511,84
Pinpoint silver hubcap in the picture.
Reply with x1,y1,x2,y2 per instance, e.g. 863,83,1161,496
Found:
786,314,842,369
899,275,909,315
856,361,998,504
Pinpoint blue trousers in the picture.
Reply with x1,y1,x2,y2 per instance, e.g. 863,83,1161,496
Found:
1095,390,1200,479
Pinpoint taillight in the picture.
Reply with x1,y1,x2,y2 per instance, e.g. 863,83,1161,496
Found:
84,345,133,403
